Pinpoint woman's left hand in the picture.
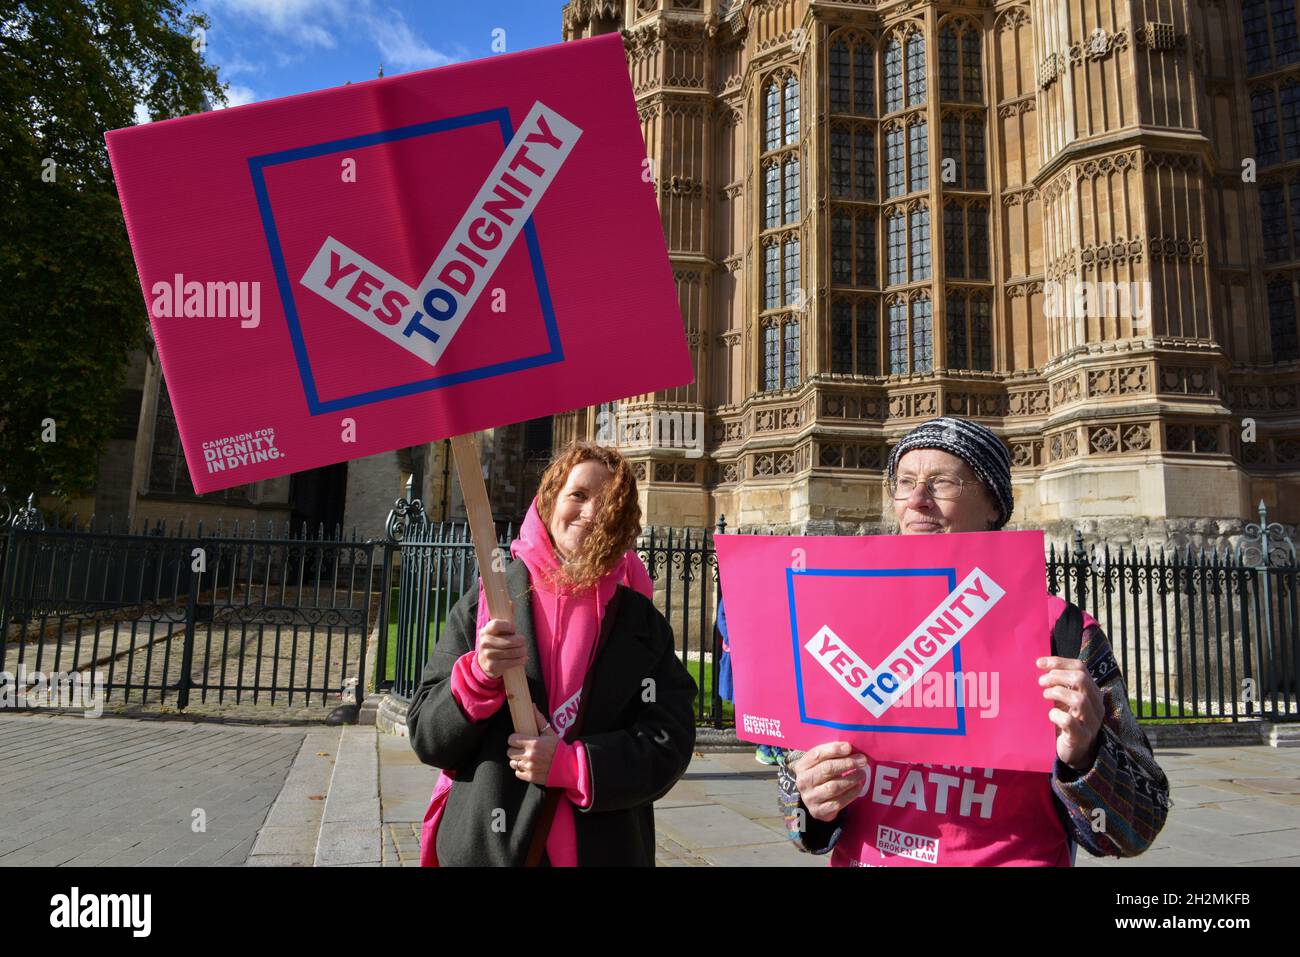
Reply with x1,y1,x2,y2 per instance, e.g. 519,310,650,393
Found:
1037,656,1104,772
507,704,561,784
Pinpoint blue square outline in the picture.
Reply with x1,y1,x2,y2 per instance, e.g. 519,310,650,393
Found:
786,567,968,736
247,106,565,416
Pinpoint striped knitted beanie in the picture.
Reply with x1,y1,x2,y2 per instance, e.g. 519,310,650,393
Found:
886,417,1014,529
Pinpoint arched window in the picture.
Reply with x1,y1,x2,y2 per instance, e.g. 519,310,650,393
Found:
940,23,981,102
906,34,926,105
942,113,987,189
943,201,989,278
830,37,875,115
1254,87,1281,166
884,38,903,112
764,163,781,229
784,75,800,143
963,28,982,101
831,298,880,375
1268,276,1300,359
764,81,782,151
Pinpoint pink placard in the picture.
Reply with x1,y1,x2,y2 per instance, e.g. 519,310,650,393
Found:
104,34,692,493
715,530,1058,773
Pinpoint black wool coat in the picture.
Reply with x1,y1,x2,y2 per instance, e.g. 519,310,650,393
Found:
406,557,697,866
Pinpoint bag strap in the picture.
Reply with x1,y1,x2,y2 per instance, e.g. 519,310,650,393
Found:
1050,601,1085,660
522,587,627,867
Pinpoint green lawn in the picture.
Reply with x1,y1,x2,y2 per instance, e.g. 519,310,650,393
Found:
681,656,734,724
382,587,457,683
1128,699,1236,724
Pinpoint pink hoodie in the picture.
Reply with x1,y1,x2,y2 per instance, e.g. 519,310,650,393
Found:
419,497,654,866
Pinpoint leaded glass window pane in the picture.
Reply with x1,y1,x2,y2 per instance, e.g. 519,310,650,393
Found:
886,126,905,197
764,243,781,308
784,238,801,306
831,127,851,197
765,82,781,151
907,36,926,105
784,158,801,223
963,29,982,102
855,127,874,199
911,298,933,373
1268,277,1299,359
968,205,989,279
858,299,879,374
944,203,965,277
1281,80,1300,160
763,323,780,390
940,27,959,102
971,295,992,370
854,44,874,115
831,300,853,372
832,211,852,284
942,117,962,186
1262,182,1289,261
1254,88,1280,166
909,120,929,192
911,206,931,280
784,320,801,388
1273,0,1300,67
946,295,967,369
855,212,876,286
885,39,903,112
764,163,780,229
1245,0,1271,74
831,42,850,113
889,300,908,373
888,213,907,285
784,76,800,144
966,119,986,189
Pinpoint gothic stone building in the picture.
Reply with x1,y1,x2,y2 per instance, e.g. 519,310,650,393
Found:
556,0,1300,544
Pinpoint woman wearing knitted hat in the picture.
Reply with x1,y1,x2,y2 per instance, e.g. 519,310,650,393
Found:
777,416,1170,866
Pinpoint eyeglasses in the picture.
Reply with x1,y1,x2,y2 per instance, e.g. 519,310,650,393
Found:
887,475,980,500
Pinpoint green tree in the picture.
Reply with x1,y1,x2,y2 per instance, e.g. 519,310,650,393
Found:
0,0,226,502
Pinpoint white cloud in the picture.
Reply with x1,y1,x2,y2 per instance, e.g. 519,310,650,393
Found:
211,0,346,48
367,10,457,71
217,84,258,108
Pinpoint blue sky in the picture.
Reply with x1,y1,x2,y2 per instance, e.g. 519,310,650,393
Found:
188,0,569,111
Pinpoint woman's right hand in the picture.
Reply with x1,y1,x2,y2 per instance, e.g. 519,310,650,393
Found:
476,618,527,681
792,742,869,823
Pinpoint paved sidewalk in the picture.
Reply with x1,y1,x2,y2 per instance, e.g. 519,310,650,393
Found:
0,714,304,866
378,736,1300,866
2,711,1296,867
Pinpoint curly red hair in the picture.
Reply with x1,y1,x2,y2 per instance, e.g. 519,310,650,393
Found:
534,440,642,592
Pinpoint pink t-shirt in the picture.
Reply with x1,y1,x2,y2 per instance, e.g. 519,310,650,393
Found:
827,595,1096,867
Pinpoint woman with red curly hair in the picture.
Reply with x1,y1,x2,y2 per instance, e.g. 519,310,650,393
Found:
407,440,697,866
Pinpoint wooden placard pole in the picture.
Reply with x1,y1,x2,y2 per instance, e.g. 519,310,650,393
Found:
449,433,538,736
